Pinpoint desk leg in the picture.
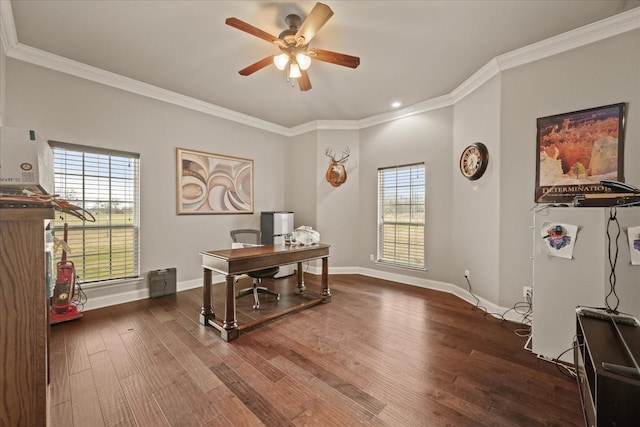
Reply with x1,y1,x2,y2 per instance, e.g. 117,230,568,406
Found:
321,256,331,302
221,275,239,342
200,268,214,325
296,262,306,295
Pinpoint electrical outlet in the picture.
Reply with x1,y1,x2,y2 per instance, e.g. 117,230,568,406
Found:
464,270,470,278
523,286,533,299
370,254,375,261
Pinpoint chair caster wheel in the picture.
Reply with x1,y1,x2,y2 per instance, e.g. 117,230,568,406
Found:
253,303,260,310
275,294,280,301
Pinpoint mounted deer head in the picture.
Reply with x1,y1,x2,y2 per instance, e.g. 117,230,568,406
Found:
325,146,350,187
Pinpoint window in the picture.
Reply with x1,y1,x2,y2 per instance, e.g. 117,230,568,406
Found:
51,142,140,284
377,163,425,269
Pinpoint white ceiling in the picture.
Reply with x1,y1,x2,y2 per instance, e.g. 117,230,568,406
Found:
5,0,640,129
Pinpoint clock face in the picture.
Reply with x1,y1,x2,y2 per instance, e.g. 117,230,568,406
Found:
460,142,488,180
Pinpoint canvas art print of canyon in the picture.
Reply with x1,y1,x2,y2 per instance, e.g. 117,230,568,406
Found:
535,103,625,203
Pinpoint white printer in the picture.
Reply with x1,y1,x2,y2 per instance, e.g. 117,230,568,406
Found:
0,126,54,195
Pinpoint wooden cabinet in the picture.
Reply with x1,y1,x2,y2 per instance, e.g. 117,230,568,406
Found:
575,314,640,426
0,206,54,426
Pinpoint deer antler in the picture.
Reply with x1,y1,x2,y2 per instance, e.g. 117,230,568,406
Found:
325,146,349,163
337,146,350,163
325,147,335,159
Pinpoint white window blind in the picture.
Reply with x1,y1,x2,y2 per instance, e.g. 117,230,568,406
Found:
51,142,140,283
377,163,425,269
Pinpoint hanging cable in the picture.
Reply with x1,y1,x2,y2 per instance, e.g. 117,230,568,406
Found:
605,206,621,313
464,276,532,334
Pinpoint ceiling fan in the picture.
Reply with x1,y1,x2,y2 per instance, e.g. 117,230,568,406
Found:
226,2,360,91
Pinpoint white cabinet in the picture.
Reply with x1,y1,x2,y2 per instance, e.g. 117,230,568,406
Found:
532,207,640,362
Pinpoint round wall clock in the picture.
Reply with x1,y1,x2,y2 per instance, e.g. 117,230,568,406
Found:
459,142,489,180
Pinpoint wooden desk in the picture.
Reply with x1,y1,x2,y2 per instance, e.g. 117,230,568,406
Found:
200,243,331,341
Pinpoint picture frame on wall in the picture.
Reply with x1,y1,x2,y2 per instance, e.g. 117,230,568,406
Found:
535,103,626,204
176,147,253,214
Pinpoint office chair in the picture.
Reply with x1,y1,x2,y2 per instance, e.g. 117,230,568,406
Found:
230,229,280,309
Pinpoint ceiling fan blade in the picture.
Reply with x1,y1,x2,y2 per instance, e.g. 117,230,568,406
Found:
238,56,274,76
298,70,312,91
295,3,334,44
226,17,282,45
309,48,360,69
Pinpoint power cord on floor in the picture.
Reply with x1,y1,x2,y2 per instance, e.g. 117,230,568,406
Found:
464,275,533,338
544,341,578,379
502,291,533,330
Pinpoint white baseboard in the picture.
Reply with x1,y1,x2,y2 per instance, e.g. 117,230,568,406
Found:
333,266,529,324
80,274,222,311
79,267,529,325
80,278,147,311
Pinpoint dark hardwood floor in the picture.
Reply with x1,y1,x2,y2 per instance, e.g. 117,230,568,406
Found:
49,274,584,426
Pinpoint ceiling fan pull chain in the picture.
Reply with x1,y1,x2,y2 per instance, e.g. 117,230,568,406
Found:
286,74,294,88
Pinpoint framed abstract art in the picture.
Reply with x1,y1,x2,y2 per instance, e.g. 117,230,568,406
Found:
176,148,253,214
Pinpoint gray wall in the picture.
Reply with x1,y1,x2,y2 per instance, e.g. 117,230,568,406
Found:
353,30,639,309
452,75,502,302
358,109,455,282
3,27,638,313
499,29,640,306
4,58,289,283
285,129,361,268
285,131,318,228
316,129,360,267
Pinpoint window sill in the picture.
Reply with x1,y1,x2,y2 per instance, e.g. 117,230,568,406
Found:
80,276,144,290
374,261,427,272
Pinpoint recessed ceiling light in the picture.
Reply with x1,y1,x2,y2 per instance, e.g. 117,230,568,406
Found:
391,101,402,108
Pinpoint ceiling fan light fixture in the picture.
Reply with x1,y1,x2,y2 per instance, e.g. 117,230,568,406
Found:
289,62,302,79
273,53,289,70
296,53,312,70
226,2,359,91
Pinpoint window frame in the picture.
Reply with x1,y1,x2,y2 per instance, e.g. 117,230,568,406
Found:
376,162,426,270
50,141,140,284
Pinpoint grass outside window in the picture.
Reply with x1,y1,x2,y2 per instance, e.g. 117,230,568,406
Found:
377,163,425,269
52,143,140,284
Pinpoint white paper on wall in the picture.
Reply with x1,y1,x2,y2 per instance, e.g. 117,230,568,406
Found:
627,225,640,266
540,222,578,259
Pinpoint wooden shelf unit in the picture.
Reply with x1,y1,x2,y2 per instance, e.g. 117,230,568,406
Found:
0,206,54,426
575,313,640,426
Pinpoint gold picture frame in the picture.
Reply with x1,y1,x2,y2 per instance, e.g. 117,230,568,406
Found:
176,148,253,215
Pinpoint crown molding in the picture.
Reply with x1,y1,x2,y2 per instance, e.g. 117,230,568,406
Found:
6,42,291,136
497,7,640,72
286,120,319,137
286,94,455,136
287,119,360,137
316,120,360,130
0,0,17,53
358,94,455,129
451,8,640,103
451,58,501,103
1,5,638,135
